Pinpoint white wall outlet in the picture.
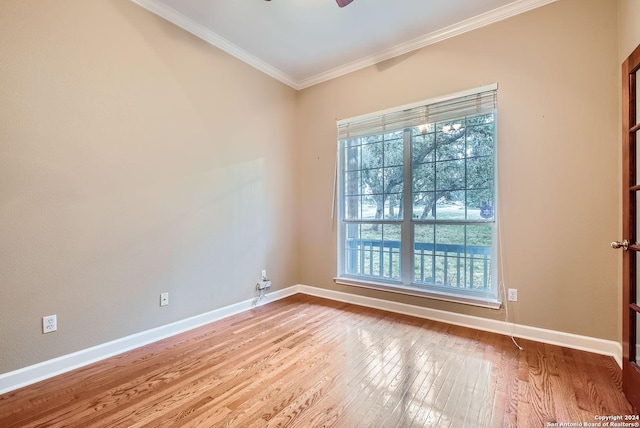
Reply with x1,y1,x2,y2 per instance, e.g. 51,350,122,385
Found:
43,315,57,333
261,269,267,280
160,292,169,307
507,288,518,302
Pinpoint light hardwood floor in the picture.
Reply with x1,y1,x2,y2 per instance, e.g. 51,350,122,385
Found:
0,294,634,427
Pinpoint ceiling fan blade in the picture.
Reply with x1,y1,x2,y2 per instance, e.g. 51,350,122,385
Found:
336,0,354,7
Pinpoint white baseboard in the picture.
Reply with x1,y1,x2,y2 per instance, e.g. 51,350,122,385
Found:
0,284,622,395
0,287,298,395
295,284,623,368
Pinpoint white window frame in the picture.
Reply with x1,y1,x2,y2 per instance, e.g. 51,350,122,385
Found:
335,84,500,309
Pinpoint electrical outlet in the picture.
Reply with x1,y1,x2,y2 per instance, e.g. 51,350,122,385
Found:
507,288,518,302
160,292,169,307
43,315,57,333
261,269,267,281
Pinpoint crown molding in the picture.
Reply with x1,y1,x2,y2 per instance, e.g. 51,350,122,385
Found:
130,0,557,91
129,0,302,90
298,0,558,89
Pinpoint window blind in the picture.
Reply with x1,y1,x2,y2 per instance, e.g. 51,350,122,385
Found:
338,86,497,140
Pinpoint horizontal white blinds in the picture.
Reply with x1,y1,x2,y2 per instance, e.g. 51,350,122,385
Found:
338,88,497,140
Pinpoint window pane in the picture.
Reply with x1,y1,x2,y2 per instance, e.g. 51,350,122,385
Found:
362,167,384,215
415,224,467,287
344,223,401,280
435,190,465,220
383,193,403,219
467,189,494,221
466,225,492,290
414,224,492,290
467,157,493,189
413,191,435,220
466,124,494,157
344,140,362,220
344,136,404,221
361,142,383,169
410,114,495,222
412,133,435,163
636,137,640,187
436,224,465,246
360,195,378,220
436,159,465,191
384,140,403,167
436,121,466,161
435,225,464,286
467,224,492,246
636,251,640,306
343,193,387,221
384,166,404,220
636,69,639,126
414,225,435,284
413,163,435,192
384,166,404,190
344,170,361,196
345,196,361,220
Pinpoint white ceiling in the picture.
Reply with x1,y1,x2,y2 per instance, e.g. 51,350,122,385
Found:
131,0,556,89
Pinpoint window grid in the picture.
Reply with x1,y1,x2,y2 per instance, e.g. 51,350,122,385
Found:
338,89,497,302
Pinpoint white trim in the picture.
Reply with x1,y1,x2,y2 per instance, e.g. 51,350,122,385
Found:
296,285,623,368
334,277,502,310
0,283,621,395
129,0,301,90
0,287,297,395
294,0,558,89
129,0,557,90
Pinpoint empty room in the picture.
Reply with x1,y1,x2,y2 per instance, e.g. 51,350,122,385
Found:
1,0,640,426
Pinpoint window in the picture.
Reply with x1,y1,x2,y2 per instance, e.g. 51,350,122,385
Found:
336,85,498,307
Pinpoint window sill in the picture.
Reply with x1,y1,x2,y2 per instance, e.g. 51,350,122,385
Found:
333,277,502,310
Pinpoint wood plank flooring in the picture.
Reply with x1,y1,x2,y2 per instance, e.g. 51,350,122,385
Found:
0,294,634,427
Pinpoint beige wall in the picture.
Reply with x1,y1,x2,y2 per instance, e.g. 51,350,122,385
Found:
619,0,640,62
0,1,298,373
296,0,620,340
0,0,627,376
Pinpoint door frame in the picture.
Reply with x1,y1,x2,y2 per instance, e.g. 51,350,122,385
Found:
622,42,640,411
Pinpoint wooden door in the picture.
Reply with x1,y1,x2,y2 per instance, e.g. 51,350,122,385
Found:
619,42,640,411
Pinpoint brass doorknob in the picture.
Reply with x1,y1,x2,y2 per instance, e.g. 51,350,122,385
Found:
610,240,630,251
